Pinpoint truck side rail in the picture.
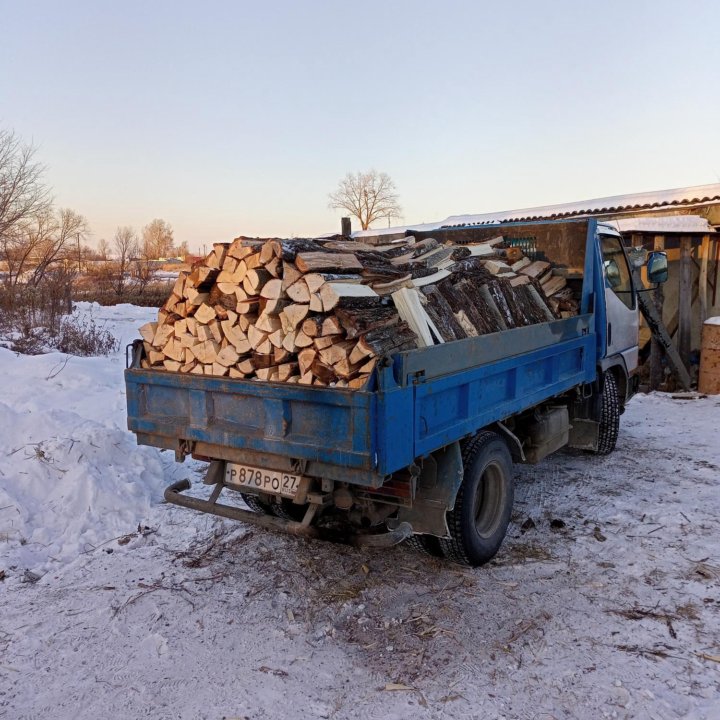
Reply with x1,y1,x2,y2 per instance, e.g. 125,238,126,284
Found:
126,314,596,485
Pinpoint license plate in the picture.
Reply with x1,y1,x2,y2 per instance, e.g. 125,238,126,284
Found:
224,463,301,499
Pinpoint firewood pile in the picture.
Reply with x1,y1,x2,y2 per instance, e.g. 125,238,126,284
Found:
137,233,579,388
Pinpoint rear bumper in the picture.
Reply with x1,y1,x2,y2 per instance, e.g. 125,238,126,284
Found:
164,479,413,548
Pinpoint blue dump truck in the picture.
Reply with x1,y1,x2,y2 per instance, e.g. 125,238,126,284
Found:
125,217,668,565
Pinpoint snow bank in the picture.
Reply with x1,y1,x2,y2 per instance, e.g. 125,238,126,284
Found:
0,303,177,574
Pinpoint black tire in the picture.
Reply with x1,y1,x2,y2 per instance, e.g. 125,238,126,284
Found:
596,372,620,455
439,431,514,567
406,534,445,558
240,493,273,514
271,498,307,522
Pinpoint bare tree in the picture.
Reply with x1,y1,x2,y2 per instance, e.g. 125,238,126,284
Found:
3,208,88,288
0,129,53,244
328,170,401,231
142,218,174,259
112,226,138,296
97,237,110,260
176,239,189,258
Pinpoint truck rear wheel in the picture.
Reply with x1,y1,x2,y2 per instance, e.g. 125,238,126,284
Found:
241,493,273,515
406,534,444,558
595,372,620,455
439,431,514,567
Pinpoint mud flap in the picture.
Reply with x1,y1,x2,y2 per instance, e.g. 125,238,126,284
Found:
388,441,463,538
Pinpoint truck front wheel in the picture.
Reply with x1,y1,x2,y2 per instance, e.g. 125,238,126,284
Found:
439,431,514,567
595,372,620,455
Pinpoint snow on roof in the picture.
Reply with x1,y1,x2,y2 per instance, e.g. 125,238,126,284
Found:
606,215,715,234
352,183,720,238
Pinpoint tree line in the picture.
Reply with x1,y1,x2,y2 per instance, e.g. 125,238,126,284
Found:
0,128,189,305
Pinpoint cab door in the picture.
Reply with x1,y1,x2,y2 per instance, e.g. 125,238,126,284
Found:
599,233,639,370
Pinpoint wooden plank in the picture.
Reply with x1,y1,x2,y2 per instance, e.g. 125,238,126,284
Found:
649,235,665,391
678,236,692,369
391,287,433,347
699,234,710,324
520,260,551,279
635,265,691,390
541,275,567,296
511,256,531,272
462,244,496,257
483,259,512,275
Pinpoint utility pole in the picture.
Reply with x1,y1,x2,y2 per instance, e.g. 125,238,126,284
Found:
77,233,82,273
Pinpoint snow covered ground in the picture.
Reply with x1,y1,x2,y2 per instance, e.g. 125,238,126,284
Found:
1,303,719,719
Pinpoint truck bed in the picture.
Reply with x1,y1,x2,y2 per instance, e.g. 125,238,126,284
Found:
126,314,595,487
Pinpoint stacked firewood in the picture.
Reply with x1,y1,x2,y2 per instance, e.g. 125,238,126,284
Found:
138,233,577,388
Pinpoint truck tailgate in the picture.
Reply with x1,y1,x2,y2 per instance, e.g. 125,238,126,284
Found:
125,367,381,478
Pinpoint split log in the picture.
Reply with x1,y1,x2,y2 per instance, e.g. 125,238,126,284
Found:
335,306,399,338
295,330,314,348
189,266,218,288
356,324,417,357
139,322,158,343
227,243,255,261
185,288,209,306
309,293,324,312
301,315,323,337
255,313,281,333
259,278,284,299
314,335,338,350
281,262,303,291
321,315,343,336
520,260,551,279
298,348,316,374
265,256,281,278
541,275,567,296
277,362,298,381
190,339,220,364
268,328,285,349
273,347,291,364
263,297,290,315
296,252,363,273
280,304,309,333
304,273,326,293
421,286,466,341
278,239,327,262
248,325,269,350
319,340,355,366
243,268,271,295
194,303,216,325
286,279,311,303
319,283,380,312
216,346,240,367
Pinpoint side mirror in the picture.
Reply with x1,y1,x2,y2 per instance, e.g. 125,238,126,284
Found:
647,251,668,284
604,259,622,288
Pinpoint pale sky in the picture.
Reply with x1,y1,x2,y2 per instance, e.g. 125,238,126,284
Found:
2,0,719,251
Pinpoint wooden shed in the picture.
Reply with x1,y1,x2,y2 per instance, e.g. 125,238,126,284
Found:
354,183,720,388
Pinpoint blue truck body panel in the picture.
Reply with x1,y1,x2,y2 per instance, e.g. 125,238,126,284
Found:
125,219,607,486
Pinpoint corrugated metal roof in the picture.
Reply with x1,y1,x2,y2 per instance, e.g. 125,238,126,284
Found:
352,183,720,238
607,215,715,234
441,183,720,227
